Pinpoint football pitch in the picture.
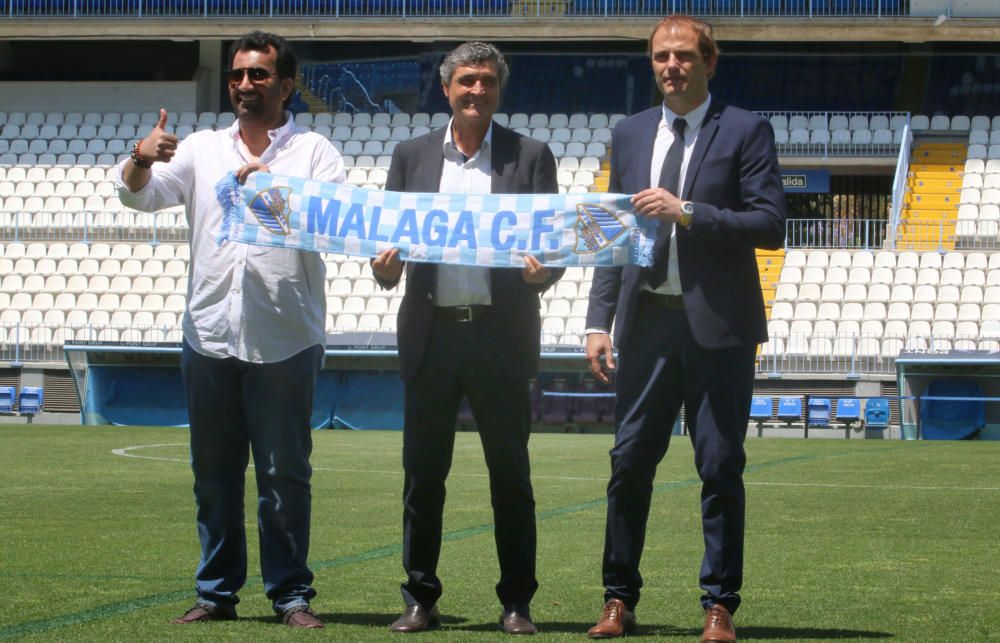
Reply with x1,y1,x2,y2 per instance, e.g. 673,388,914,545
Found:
1,425,998,642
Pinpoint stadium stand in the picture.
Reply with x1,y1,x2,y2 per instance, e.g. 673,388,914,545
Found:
2,109,1000,371
2,3,1000,432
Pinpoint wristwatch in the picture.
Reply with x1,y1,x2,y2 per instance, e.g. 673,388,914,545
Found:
679,201,694,228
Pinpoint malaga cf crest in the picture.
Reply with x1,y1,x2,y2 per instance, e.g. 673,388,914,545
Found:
574,203,627,254
248,186,293,236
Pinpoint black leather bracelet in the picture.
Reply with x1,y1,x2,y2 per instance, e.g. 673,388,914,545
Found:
130,140,153,169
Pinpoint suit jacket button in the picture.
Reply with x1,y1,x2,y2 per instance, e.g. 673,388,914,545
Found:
427,293,433,300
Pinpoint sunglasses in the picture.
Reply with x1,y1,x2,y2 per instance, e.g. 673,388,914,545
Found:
227,67,278,84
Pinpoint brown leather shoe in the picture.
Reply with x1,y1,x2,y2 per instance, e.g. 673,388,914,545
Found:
701,604,736,642
282,605,324,629
500,607,538,634
587,598,635,638
170,602,237,624
389,604,440,632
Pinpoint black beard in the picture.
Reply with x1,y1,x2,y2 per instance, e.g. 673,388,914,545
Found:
233,95,264,116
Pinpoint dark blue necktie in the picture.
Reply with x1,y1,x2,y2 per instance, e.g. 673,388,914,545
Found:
645,117,687,288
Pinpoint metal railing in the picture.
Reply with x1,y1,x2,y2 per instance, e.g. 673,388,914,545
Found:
891,219,1000,251
0,0,914,18
785,218,888,249
889,122,913,249
0,211,187,244
8,322,993,373
756,332,992,377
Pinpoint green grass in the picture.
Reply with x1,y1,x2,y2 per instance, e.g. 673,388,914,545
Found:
1,425,999,641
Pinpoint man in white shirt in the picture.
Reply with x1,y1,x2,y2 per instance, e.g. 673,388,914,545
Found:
117,31,345,629
371,42,560,635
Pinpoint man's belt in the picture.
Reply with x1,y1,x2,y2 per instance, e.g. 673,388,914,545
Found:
640,291,685,310
434,305,491,322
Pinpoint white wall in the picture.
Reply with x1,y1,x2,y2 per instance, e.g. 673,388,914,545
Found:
0,81,198,113
911,0,1000,17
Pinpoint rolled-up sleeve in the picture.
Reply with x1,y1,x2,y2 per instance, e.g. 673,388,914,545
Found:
114,138,194,213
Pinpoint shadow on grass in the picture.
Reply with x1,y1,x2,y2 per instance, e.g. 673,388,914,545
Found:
244,612,469,627
447,622,893,638
634,625,894,639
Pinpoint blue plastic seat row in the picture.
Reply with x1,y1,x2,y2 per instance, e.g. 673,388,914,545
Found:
0,386,43,416
750,395,889,429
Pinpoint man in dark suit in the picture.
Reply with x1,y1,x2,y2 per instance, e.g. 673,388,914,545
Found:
370,41,561,635
584,15,787,642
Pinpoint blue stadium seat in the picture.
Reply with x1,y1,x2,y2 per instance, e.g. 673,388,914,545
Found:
806,398,831,427
778,396,802,426
0,386,16,414
711,0,736,13
781,0,807,15
835,398,862,430
18,387,43,416
864,398,890,430
750,396,772,425
683,0,711,13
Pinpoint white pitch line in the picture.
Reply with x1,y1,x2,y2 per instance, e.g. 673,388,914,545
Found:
745,481,1000,492
111,444,1000,491
111,443,189,463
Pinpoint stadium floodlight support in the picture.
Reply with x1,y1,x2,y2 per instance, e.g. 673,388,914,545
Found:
889,120,913,250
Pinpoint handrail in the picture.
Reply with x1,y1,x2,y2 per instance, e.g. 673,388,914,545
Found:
889,121,913,250
0,0,918,18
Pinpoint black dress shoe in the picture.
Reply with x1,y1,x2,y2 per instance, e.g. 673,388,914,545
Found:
389,604,440,632
500,605,538,635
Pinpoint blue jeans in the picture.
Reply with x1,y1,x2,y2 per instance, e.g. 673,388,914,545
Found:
180,341,324,614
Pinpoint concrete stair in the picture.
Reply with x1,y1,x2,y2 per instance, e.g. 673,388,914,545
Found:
895,142,965,251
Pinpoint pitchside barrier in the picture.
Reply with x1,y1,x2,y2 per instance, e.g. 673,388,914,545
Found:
63,337,614,430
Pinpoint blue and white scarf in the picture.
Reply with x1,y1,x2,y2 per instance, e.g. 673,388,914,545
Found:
216,172,657,267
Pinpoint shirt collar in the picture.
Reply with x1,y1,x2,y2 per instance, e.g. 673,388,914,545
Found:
661,94,711,134
227,110,296,148
443,117,493,163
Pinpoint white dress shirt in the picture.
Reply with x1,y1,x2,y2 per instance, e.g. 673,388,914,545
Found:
645,95,712,296
116,113,346,363
584,96,712,339
434,119,493,307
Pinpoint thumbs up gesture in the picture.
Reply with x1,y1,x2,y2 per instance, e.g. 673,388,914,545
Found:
136,108,179,165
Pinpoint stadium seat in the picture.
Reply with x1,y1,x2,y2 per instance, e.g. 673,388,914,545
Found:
806,398,831,427
18,387,43,416
778,396,802,426
836,398,862,430
749,396,772,431
0,386,15,414
864,398,890,430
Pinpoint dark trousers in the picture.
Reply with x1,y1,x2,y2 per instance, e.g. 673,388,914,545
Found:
602,302,756,614
180,341,323,613
400,314,537,610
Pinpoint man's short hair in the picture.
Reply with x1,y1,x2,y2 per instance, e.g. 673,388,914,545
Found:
228,30,298,82
439,41,509,88
648,14,720,66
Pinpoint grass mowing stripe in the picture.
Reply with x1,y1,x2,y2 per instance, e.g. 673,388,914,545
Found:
0,590,191,640
0,450,844,639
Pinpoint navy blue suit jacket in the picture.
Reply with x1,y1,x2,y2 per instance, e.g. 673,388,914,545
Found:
585,101,787,350
378,123,561,382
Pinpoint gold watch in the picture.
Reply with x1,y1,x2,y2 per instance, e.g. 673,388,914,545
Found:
679,201,694,228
